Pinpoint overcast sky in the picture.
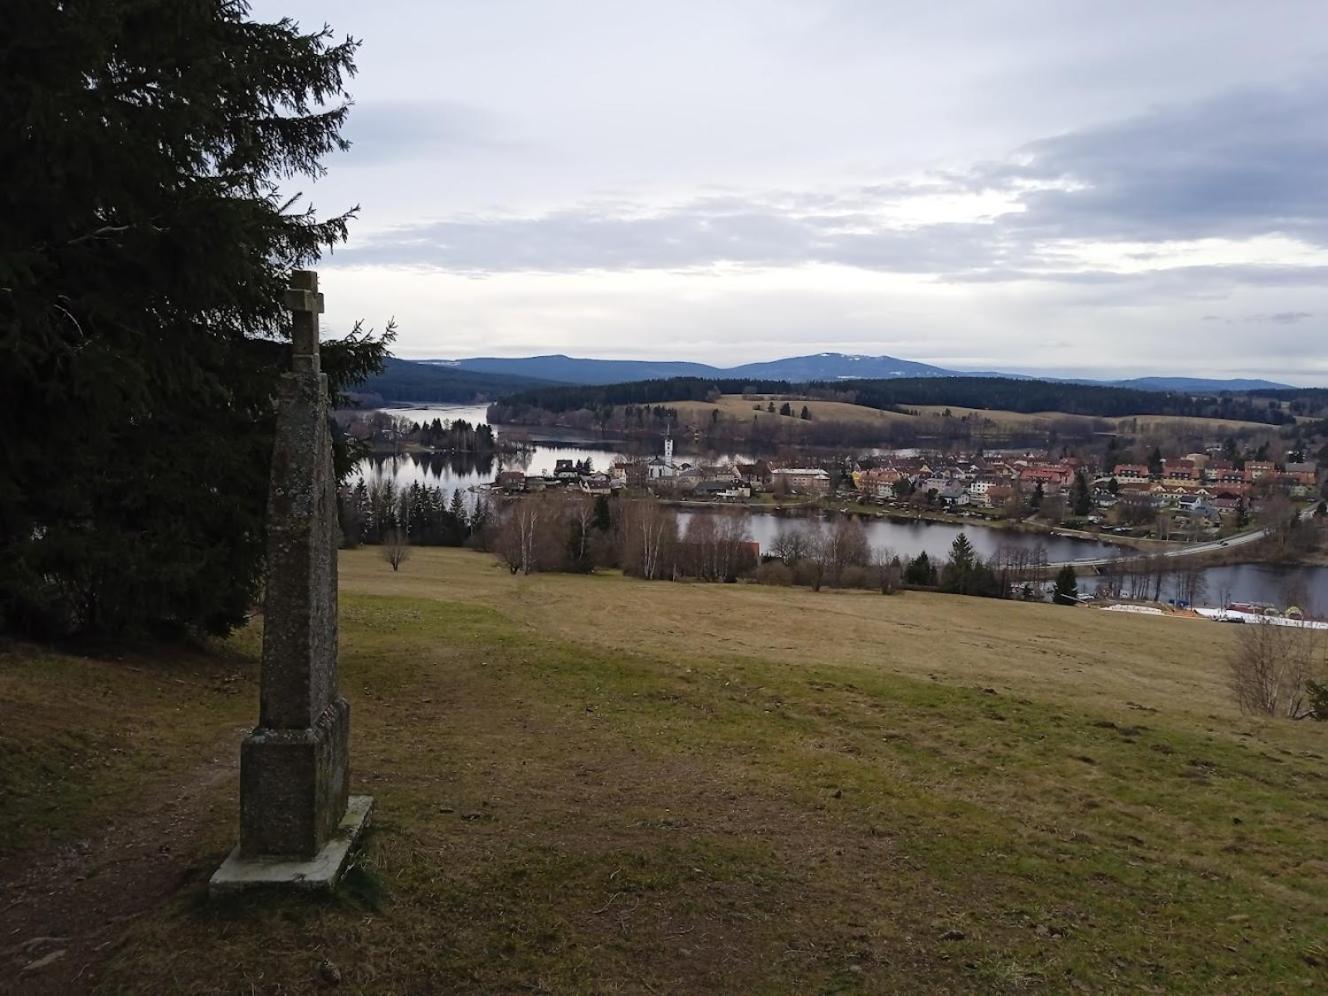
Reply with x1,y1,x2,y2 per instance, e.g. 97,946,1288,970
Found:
255,0,1328,384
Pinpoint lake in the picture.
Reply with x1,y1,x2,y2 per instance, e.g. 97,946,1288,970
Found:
353,404,750,492
677,507,1328,613
677,507,1117,563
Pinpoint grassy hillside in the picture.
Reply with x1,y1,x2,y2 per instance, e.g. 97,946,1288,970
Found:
672,394,913,427
4,549,1326,993
658,393,1269,435
663,394,1271,435
910,405,1273,433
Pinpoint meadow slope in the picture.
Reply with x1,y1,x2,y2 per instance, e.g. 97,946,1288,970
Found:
2,548,1325,994
660,394,1271,436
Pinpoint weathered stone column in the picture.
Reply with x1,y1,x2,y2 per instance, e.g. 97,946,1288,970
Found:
212,270,372,895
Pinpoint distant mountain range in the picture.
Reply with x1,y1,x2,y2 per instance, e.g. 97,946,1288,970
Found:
415,352,1290,393
348,352,1292,405
1107,376,1292,392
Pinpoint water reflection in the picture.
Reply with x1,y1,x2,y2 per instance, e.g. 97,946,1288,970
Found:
1084,562,1328,614
351,437,750,493
678,508,1113,563
357,451,496,491
679,507,1328,612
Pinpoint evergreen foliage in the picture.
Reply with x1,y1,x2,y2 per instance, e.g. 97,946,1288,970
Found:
1147,447,1164,477
0,1,387,636
903,551,936,586
354,357,552,404
341,480,476,548
1053,566,1080,605
939,533,1003,597
1071,470,1093,517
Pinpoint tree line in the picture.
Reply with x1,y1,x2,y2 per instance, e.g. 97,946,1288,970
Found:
489,376,1294,425
339,479,492,550
373,492,1079,604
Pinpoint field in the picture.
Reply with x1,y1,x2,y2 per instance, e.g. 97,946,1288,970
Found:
910,406,1272,434
671,394,912,427
659,395,1272,436
3,548,1327,994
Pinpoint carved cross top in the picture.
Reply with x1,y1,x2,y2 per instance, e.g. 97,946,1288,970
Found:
285,269,325,371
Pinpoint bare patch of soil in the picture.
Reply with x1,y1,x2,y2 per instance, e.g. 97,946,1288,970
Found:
0,726,243,995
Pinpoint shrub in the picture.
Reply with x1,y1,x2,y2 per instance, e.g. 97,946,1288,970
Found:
755,561,794,587
792,560,824,588
1228,622,1327,718
839,565,872,590
1307,680,1328,721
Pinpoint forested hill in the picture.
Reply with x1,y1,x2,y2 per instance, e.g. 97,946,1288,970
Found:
490,375,1295,424
348,357,559,405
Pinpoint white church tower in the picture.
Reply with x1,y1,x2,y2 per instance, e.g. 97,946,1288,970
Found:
648,427,678,480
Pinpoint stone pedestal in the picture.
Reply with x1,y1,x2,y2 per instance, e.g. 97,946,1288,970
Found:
211,270,372,896
240,697,350,857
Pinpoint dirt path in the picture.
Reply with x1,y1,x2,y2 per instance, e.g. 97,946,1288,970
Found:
0,726,245,995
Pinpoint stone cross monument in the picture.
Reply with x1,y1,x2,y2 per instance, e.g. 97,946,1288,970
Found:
211,270,373,895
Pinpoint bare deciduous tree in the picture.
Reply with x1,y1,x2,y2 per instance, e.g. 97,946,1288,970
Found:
1228,621,1327,718
772,524,813,565
1176,562,1207,606
495,499,544,575
871,547,902,594
382,528,410,572
621,498,676,580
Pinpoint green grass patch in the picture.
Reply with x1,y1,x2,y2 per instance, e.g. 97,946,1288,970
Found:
7,587,1326,993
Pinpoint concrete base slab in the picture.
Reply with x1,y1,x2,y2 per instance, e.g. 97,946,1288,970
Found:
209,795,374,897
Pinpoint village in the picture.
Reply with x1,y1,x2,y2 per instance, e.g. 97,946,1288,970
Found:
489,431,1324,544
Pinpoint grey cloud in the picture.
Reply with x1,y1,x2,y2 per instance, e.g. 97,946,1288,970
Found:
1246,310,1314,324
950,265,1328,287
945,266,1328,310
341,99,514,165
333,80,1328,282
337,204,1023,275
972,82,1328,245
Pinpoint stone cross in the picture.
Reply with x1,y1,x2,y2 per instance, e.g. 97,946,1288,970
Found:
212,270,372,895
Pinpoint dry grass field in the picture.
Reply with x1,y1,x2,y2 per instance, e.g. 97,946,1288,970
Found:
671,394,912,428
911,405,1271,434
1111,413,1276,434
659,395,1271,437
3,548,1327,994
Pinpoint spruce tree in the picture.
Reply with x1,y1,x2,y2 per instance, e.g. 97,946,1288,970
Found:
904,551,935,586
1053,566,1080,605
447,490,469,545
593,494,613,532
1072,470,1092,517
1,1,388,636
941,532,976,593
